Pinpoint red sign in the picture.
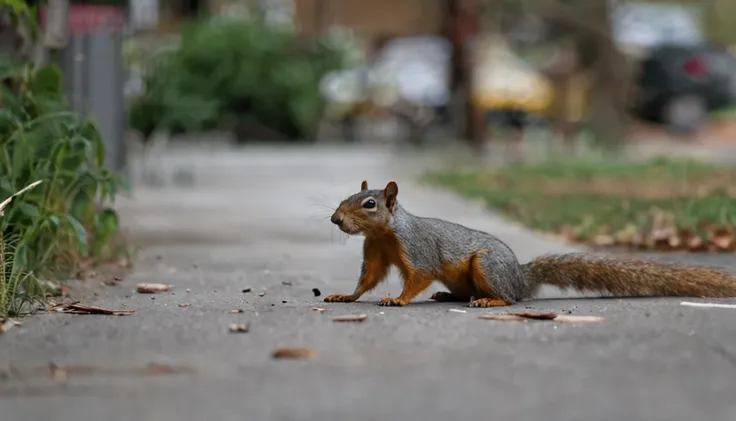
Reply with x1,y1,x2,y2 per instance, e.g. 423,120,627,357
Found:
41,4,125,34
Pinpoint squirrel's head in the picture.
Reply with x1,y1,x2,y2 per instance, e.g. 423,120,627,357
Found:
330,180,399,236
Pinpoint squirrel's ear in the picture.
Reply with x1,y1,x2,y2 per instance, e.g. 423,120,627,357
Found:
384,181,398,213
361,180,369,191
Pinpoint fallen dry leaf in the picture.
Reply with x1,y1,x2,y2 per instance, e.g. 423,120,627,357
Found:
0,318,21,334
331,314,368,322
231,309,244,313
592,235,615,247
311,307,330,312
687,236,709,252
47,302,135,316
668,235,683,249
710,227,735,252
136,283,173,293
228,323,249,333
272,347,318,360
712,236,734,251
510,312,557,320
557,225,579,242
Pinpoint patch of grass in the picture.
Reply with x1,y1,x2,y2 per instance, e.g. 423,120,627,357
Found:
421,156,736,248
0,56,126,317
711,106,736,121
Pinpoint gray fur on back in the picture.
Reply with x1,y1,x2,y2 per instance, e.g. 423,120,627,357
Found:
390,201,531,302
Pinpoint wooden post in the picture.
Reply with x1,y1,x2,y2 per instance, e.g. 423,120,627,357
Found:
446,0,483,148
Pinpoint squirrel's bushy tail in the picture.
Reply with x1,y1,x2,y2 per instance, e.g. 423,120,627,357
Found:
522,253,736,298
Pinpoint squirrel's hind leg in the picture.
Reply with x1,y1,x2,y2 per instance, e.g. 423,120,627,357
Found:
466,251,516,308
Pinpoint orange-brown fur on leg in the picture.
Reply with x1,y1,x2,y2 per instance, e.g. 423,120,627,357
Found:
468,252,512,307
431,251,513,307
324,239,391,303
379,270,433,307
434,258,475,301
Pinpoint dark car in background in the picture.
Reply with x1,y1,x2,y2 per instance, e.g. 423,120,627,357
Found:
634,43,736,133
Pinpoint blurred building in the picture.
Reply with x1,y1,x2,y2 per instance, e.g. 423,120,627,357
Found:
293,0,445,44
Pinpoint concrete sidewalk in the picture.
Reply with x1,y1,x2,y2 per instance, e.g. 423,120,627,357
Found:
2,144,735,421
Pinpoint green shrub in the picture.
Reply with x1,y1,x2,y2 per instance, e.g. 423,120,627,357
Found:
128,18,345,142
0,54,124,316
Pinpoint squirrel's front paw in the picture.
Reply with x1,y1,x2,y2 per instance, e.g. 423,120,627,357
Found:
324,294,356,303
377,297,407,307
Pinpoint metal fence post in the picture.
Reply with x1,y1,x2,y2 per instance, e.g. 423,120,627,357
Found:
56,24,127,174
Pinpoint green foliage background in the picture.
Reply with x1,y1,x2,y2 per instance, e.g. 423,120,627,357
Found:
0,54,124,316
128,18,346,142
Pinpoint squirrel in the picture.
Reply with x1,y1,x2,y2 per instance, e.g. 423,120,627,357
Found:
324,180,736,307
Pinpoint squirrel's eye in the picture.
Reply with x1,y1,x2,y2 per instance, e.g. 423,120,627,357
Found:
363,199,376,209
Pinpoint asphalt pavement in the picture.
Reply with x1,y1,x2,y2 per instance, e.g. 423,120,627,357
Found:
2,143,736,421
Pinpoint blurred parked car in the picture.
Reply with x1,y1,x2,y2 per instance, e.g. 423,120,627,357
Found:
633,43,736,133
319,36,451,144
471,36,554,118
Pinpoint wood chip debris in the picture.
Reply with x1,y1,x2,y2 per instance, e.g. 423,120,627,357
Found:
331,314,368,322
510,312,557,320
178,303,191,308
479,312,604,323
136,283,173,293
228,323,249,333
231,309,244,313
680,301,736,310
448,309,467,313
272,347,318,360
103,276,123,286
0,318,21,334
46,302,135,316
311,307,330,312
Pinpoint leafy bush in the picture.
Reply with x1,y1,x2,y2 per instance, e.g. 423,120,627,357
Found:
0,54,124,316
128,18,345,142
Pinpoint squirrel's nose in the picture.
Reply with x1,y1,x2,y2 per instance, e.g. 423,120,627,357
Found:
330,212,343,226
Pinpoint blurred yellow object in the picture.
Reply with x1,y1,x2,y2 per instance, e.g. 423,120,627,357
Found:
470,35,589,121
470,36,553,114
471,72,553,114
